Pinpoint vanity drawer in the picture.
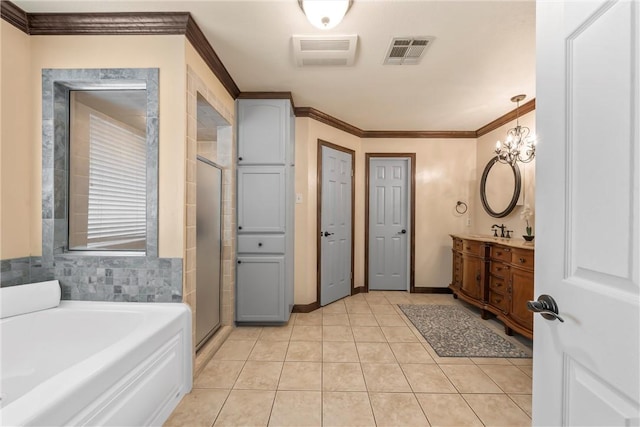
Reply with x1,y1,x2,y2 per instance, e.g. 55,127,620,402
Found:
461,240,483,256
512,249,534,270
490,261,510,278
238,235,285,254
491,245,512,262
488,291,508,312
489,275,508,294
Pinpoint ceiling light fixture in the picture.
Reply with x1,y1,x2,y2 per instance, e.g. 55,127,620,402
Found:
299,0,352,30
495,94,536,165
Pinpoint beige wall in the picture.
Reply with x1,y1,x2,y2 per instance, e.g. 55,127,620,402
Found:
1,22,32,259
473,111,536,238
363,138,477,288
25,34,187,258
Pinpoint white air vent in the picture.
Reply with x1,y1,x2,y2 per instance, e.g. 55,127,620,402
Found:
383,36,434,65
293,35,358,67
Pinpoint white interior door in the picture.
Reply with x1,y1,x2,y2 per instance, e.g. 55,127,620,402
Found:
534,1,639,425
368,158,410,291
320,145,352,306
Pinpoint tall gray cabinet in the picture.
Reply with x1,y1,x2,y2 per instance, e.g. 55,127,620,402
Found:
236,99,295,323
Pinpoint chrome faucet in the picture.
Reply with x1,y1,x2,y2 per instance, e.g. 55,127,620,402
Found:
491,224,507,238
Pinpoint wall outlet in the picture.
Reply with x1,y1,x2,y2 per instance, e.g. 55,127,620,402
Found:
466,218,471,227
296,193,303,204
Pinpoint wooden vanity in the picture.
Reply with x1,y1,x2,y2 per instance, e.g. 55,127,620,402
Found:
450,234,534,339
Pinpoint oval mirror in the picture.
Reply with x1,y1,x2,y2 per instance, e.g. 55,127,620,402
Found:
480,156,521,218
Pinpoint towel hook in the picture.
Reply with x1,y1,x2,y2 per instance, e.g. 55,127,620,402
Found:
456,201,468,214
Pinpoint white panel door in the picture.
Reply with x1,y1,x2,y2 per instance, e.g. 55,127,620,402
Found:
535,1,639,425
369,158,409,290
320,145,352,306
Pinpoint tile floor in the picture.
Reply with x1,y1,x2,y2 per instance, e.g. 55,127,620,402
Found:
165,291,533,427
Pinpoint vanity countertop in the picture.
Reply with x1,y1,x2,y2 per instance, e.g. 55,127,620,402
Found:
450,233,535,250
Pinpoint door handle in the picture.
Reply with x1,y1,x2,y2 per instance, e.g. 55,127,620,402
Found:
527,294,564,322
323,231,334,237
399,229,407,234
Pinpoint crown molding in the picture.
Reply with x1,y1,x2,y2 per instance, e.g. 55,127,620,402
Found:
238,92,295,109
295,107,363,137
1,1,28,33
476,99,536,137
362,130,477,139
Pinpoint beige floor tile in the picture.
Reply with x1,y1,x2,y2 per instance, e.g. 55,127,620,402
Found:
227,326,262,341
346,302,373,314
323,341,360,362
349,313,379,326
214,390,275,426
213,340,255,361
278,361,322,390
285,340,322,362
463,394,531,426
470,357,512,365
291,325,323,341
248,340,289,361
416,393,483,427
509,394,532,417
345,293,366,302
363,294,390,305
322,362,367,391
369,393,429,426
165,389,229,427
322,302,347,314
260,325,293,341
361,363,412,392
234,361,283,390
322,392,376,427
194,360,244,389
370,304,398,315
269,391,322,427
390,342,435,364
374,314,406,326
518,364,533,378
356,342,397,363
401,364,458,393
384,294,411,304
323,325,354,341
509,357,533,366
352,326,387,342
323,313,350,326
440,364,502,393
479,365,532,394
295,311,323,326
381,326,419,342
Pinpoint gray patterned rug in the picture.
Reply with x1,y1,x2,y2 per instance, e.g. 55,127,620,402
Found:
398,304,531,358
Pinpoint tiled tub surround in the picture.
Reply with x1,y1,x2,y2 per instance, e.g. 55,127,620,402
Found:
1,256,182,302
26,67,184,301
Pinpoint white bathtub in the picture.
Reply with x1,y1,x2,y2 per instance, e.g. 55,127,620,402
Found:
0,301,192,426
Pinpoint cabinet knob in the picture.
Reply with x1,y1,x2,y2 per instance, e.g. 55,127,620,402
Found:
519,257,526,263
239,226,243,230
238,157,243,161
237,260,242,264
258,242,263,247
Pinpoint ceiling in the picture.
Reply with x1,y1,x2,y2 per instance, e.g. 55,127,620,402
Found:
14,0,536,131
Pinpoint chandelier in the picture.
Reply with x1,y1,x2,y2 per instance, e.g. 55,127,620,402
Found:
495,94,536,165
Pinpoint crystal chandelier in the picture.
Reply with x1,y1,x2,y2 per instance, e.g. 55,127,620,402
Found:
495,94,536,165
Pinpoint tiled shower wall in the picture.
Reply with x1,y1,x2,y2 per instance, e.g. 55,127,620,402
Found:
184,66,236,330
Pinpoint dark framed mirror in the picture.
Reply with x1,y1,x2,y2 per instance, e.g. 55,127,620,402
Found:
480,156,521,218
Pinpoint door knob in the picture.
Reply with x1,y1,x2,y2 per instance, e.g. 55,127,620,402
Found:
399,229,407,234
323,231,334,237
527,294,564,322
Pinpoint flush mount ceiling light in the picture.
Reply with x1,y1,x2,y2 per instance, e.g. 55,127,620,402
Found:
298,0,353,30
495,94,536,165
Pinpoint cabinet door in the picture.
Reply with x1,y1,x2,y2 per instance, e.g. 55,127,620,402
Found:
236,256,285,322
238,100,287,165
509,267,534,331
461,254,482,299
237,167,285,233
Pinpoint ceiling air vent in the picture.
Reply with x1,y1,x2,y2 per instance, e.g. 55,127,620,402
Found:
383,36,435,65
292,35,358,67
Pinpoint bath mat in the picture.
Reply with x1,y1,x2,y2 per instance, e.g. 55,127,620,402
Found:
398,304,531,358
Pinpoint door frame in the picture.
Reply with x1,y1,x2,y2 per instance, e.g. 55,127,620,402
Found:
364,153,416,293
317,140,356,305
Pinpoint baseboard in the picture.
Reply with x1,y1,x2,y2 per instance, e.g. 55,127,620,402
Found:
292,301,321,313
412,287,453,294
351,286,367,295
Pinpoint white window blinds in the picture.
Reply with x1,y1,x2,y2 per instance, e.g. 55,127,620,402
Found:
87,113,146,248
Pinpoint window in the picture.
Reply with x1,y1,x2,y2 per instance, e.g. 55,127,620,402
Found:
68,90,147,252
